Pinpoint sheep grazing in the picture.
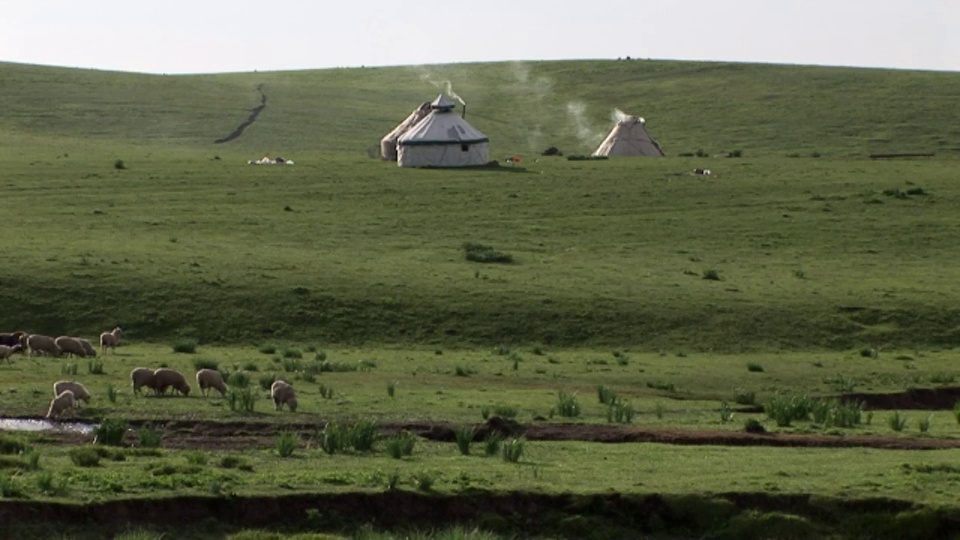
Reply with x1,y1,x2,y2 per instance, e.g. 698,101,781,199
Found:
54,336,90,358
0,344,23,363
77,338,97,357
53,380,91,405
154,368,191,396
99,326,123,355
46,390,77,419
131,367,158,395
195,369,228,397
25,334,61,357
271,380,298,412
0,331,26,347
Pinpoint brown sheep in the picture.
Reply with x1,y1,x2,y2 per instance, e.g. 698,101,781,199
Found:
53,380,91,404
25,334,61,357
195,369,228,397
77,338,97,357
271,380,297,412
46,390,77,418
131,367,158,395
54,336,89,358
154,368,191,396
99,326,123,355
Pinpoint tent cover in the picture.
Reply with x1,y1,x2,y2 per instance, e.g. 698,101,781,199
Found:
593,116,664,157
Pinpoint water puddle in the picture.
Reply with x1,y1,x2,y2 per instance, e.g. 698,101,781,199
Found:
0,418,98,434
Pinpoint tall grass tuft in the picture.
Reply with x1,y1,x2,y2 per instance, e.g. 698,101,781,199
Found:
36,470,68,495
552,390,581,418
87,359,105,375
227,370,251,389
720,402,734,423
919,414,933,434
454,425,476,455
384,431,416,459
137,427,162,448
226,387,257,413
94,418,126,446
106,384,118,404
888,411,908,432
275,432,297,457
764,393,814,427
68,447,101,467
347,419,378,452
746,362,764,373
606,399,635,424
954,401,960,425
258,343,277,355
192,358,219,371
412,470,437,492
483,433,503,457
258,373,277,391
61,362,78,376
733,388,756,405
597,385,618,405
387,381,396,398
501,437,525,463
318,384,334,399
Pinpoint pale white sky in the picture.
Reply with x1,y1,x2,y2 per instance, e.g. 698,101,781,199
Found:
2,0,957,74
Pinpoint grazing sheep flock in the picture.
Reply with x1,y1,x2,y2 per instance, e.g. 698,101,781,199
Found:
271,380,298,412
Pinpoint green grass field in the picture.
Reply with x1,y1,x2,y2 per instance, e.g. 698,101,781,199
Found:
1,59,960,538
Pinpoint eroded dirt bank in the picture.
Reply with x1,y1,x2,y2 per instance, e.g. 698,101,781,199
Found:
1,490,955,539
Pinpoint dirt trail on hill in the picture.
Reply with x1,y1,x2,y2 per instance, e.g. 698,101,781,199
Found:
214,84,266,143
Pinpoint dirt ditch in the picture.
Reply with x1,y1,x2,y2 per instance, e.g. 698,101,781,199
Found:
840,386,960,410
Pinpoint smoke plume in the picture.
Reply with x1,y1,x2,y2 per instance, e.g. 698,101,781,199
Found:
566,101,604,148
417,70,466,105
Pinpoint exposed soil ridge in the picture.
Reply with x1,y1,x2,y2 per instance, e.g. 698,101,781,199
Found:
214,83,266,143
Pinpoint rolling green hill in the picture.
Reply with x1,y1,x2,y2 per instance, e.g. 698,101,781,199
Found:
1,60,959,351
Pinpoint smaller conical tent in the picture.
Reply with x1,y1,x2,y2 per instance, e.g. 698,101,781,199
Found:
380,102,432,161
397,94,489,168
593,115,664,157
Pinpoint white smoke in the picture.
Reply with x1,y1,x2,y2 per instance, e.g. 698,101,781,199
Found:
566,101,604,148
612,108,630,123
417,70,466,106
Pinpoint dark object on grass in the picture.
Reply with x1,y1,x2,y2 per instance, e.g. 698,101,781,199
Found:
542,146,562,156
462,242,515,264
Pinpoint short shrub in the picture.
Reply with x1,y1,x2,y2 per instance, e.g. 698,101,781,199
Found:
184,451,207,465
462,242,515,264
113,159,126,170
930,373,956,384
69,447,101,467
501,438,525,463
36,470,68,495
242,361,258,372
107,384,118,404
61,363,78,376
480,405,491,420
764,393,814,427
454,425,476,455
318,384,334,399
454,365,475,377
94,418,127,446
746,362,764,373
227,370,251,389
358,359,377,371
24,451,40,471
744,418,767,434
281,358,301,373
258,373,277,391
702,268,721,281
282,348,302,359
275,432,298,458
647,381,677,392
0,474,27,498
314,350,327,362
387,381,396,398
172,339,198,354
87,359,105,375
258,343,277,355
492,405,518,419
192,358,219,371
137,427,162,448
219,455,251,470
733,388,756,405
654,402,665,419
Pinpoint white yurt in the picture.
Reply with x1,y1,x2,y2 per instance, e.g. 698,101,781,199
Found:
397,95,489,168
380,101,431,161
593,115,664,157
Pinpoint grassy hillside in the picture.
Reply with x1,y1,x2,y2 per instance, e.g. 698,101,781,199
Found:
1,60,959,350
1,60,958,157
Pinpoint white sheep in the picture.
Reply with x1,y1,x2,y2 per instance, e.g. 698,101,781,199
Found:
46,390,77,418
0,344,23,363
99,326,123,355
53,380,91,405
26,334,61,357
54,336,88,358
131,367,158,395
271,380,298,412
153,368,191,396
195,369,228,397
